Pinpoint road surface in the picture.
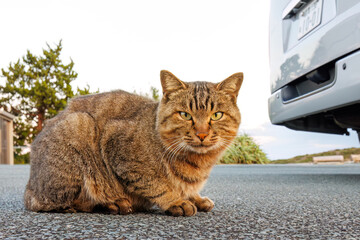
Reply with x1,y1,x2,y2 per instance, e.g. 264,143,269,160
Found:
1,164,360,239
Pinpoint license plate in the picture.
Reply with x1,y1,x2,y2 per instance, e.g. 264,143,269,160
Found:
298,0,323,39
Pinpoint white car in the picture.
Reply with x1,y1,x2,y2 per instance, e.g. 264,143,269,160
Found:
268,0,360,141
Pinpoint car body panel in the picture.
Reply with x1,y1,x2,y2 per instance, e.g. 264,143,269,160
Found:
270,0,360,94
269,49,360,123
269,0,360,137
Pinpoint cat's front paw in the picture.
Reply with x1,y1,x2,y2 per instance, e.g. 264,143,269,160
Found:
195,197,214,212
101,198,134,215
114,198,134,215
165,200,197,217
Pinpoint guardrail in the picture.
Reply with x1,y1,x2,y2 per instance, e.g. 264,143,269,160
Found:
313,155,344,164
350,154,360,163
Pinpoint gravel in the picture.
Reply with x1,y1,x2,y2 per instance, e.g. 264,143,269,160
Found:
1,164,360,239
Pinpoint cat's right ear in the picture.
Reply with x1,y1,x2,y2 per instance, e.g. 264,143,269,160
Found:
160,70,187,95
216,72,244,98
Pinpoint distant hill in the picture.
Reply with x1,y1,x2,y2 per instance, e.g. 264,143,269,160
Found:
271,147,360,164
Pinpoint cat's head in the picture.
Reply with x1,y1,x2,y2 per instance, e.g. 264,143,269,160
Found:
157,70,243,155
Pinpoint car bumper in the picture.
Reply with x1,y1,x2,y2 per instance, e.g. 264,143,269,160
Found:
269,49,360,124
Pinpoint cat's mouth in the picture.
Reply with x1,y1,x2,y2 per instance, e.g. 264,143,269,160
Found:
188,143,217,153
190,143,212,147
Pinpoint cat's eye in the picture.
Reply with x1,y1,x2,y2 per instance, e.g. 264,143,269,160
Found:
179,112,192,121
210,112,223,121
180,112,192,120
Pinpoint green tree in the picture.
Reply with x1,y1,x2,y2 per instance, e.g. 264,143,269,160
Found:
219,134,269,164
150,86,160,101
0,40,93,149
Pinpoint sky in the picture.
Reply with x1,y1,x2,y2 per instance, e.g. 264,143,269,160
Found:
0,0,359,160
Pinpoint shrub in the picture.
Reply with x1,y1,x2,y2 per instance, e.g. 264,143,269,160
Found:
219,134,269,164
14,152,30,164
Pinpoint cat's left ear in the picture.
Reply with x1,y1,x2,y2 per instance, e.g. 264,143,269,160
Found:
160,70,187,95
216,72,243,98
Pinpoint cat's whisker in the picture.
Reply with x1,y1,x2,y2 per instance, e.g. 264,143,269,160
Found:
165,140,182,153
165,138,183,149
221,139,235,145
179,142,188,154
221,135,237,140
157,138,183,170
168,142,184,166
219,140,239,158
219,139,236,147
183,144,192,155
168,149,178,166
220,136,236,142
174,143,189,164
166,138,183,157
219,139,235,150
221,143,236,153
162,139,183,163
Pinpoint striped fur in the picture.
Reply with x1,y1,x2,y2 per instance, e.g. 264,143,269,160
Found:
24,70,243,217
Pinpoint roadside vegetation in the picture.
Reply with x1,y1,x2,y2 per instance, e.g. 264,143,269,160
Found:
272,147,360,164
0,41,96,164
219,134,269,164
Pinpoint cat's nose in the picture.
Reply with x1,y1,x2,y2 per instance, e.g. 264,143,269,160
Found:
196,132,209,141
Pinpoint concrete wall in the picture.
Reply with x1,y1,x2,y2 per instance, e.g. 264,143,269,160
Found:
0,111,14,165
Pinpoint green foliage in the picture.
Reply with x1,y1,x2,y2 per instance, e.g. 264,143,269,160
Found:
0,40,94,147
14,151,30,164
134,86,161,101
219,134,269,164
151,86,160,101
272,147,360,164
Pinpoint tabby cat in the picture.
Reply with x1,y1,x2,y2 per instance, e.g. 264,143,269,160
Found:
24,70,243,217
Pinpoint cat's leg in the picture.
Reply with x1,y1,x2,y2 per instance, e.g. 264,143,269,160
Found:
101,164,197,216
101,120,198,216
118,176,197,216
188,193,214,212
128,185,197,217
105,167,197,216
60,113,135,214
70,186,133,215
128,194,154,213
80,175,134,215
123,182,198,216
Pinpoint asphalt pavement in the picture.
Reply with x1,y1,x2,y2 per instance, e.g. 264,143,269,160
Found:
1,164,360,239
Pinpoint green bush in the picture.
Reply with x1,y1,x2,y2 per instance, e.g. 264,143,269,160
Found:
219,134,269,164
14,151,30,164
